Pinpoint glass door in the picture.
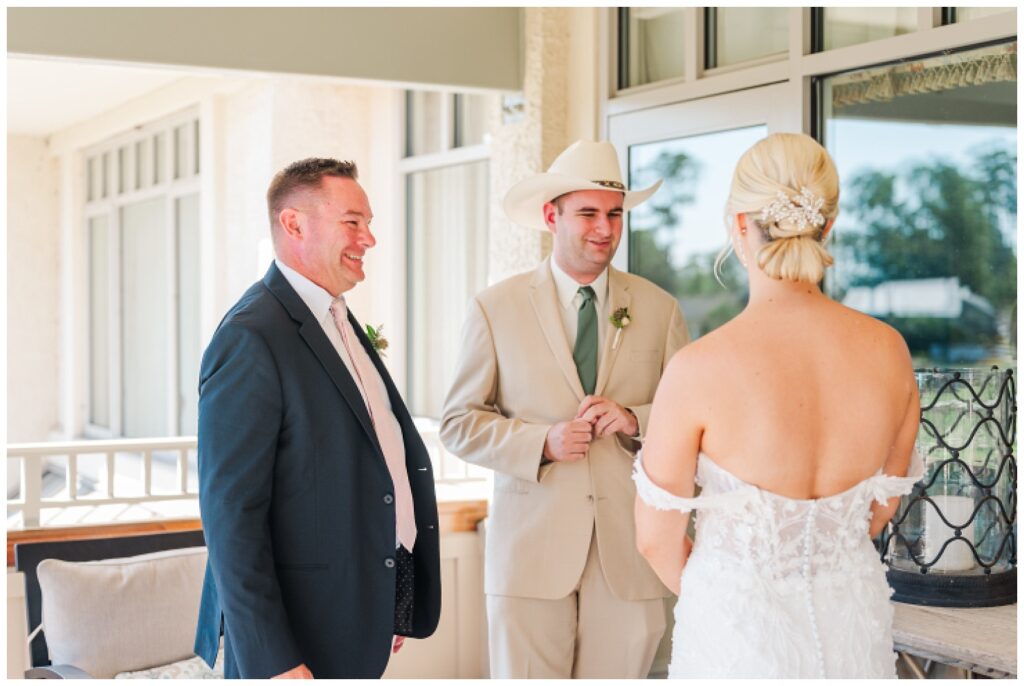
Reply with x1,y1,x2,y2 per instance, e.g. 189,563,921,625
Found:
608,84,792,341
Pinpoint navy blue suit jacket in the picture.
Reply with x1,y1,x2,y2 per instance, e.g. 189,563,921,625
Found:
193,263,441,678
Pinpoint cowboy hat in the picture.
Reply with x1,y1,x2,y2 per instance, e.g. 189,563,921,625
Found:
503,140,662,231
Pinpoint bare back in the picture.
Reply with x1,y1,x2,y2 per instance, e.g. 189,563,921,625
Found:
685,296,916,500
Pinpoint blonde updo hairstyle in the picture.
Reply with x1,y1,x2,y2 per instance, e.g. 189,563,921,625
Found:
717,133,839,284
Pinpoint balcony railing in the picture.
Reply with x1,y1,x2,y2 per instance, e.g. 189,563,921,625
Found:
7,422,486,530
7,437,198,529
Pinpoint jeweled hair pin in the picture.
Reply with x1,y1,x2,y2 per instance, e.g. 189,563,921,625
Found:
760,187,826,232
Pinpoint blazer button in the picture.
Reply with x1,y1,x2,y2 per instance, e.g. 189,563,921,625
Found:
383,494,394,505
385,557,396,569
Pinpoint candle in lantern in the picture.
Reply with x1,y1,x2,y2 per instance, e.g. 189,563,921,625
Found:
923,495,976,572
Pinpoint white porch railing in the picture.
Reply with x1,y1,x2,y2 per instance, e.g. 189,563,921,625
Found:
7,424,485,529
7,437,199,528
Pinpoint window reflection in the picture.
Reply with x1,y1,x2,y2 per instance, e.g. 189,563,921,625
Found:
454,93,494,148
620,7,687,88
955,7,1016,22
405,90,445,157
821,7,917,51
821,42,1017,368
707,8,788,69
628,126,765,341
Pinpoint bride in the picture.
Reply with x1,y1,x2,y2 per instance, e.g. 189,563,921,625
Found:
633,133,922,678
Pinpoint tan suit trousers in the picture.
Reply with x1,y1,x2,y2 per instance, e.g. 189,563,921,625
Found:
486,529,667,678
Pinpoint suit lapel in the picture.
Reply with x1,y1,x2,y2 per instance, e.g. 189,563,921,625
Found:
262,264,383,457
529,259,586,402
594,266,631,397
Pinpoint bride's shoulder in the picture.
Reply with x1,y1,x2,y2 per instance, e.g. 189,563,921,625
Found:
664,323,740,381
830,301,912,357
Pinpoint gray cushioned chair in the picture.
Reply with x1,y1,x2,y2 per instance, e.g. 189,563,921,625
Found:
15,530,206,679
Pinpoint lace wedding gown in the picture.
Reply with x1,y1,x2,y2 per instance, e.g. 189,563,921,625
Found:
633,451,923,678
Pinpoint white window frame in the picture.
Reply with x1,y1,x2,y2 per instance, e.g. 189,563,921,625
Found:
607,82,794,272
82,107,201,439
599,6,1015,349
600,8,1016,134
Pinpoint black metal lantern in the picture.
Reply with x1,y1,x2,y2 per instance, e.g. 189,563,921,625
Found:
880,367,1016,607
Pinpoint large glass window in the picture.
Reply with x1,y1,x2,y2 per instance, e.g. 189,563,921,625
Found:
454,93,492,148
820,8,917,51
84,112,202,437
406,90,493,156
705,8,788,69
955,7,1016,22
820,41,1017,368
403,90,495,419
619,7,687,88
88,216,110,428
628,125,766,341
176,194,201,435
407,161,489,418
405,91,445,157
121,198,171,437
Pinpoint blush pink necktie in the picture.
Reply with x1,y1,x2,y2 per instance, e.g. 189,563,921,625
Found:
330,298,417,551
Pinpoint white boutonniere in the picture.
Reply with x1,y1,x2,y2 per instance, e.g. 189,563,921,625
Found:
365,324,389,357
610,307,631,350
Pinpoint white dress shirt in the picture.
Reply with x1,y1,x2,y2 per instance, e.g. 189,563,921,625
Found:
549,257,609,365
275,259,393,415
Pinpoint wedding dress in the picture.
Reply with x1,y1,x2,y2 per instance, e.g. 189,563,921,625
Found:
633,451,923,678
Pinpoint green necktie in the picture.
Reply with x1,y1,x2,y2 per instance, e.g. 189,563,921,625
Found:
573,286,598,395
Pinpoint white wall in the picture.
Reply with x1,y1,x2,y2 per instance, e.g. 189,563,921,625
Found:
217,79,275,311
266,79,401,338
7,136,60,444
566,8,601,144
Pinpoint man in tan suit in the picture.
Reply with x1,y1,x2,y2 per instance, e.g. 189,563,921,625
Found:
440,141,689,678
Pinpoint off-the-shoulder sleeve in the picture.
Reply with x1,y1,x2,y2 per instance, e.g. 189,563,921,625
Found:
869,449,925,504
632,452,752,513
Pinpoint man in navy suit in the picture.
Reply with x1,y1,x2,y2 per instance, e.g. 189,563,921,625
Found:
194,158,441,678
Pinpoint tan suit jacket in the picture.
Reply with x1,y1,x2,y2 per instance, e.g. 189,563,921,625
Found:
440,258,689,601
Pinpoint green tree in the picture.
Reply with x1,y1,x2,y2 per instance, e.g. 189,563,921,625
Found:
629,229,679,295
629,148,703,294
841,144,1017,311
839,143,1017,361
676,250,744,295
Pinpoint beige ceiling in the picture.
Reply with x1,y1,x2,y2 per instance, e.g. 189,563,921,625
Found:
7,58,204,136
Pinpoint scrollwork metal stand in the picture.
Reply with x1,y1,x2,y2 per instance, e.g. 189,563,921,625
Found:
879,367,1016,607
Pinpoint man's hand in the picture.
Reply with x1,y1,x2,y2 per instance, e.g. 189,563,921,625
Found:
576,396,639,438
393,635,406,654
273,663,313,679
544,419,594,462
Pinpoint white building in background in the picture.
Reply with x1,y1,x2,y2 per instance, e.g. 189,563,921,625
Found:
842,277,996,319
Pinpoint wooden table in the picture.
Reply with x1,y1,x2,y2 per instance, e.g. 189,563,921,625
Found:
892,602,1017,678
